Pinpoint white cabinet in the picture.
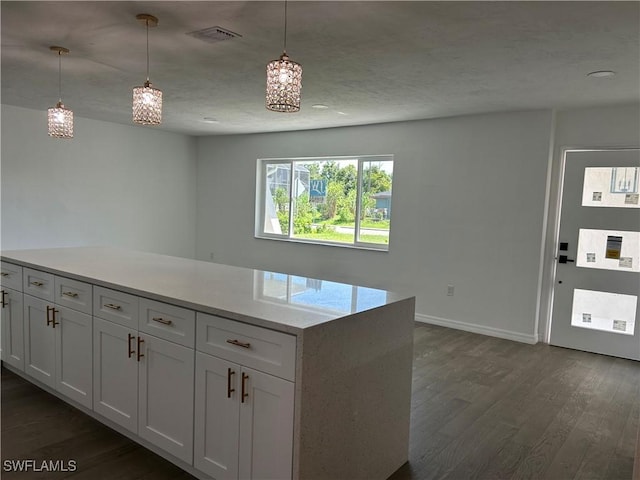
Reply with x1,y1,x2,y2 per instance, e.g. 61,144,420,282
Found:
194,353,295,480
23,294,55,386
93,288,195,465
194,314,295,480
23,292,93,408
139,297,195,348
23,268,54,301
54,305,93,407
55,275,93,315
1,248,415,480
1,261,23,291
138,333,194,464
1,287,24,370
93,316,138,431
22,270,93,408
1,262,24,365
238,366,295,480
194,353,241,479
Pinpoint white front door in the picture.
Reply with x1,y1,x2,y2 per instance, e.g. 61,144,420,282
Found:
550,149,640,360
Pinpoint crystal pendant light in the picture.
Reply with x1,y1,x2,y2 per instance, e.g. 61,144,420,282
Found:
266,0,302,112
47,46,73,139
133,14,162,125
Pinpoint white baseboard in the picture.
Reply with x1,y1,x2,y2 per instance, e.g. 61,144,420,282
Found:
415,313,539,345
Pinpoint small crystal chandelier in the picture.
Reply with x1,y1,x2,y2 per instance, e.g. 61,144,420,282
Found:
133,13,162,125
266,0,302,112
47,46,73,139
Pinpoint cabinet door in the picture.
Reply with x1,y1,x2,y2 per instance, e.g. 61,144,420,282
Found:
23,295,55,387
138,334,194,464
194,352,240,480
238,367,294,480
55,305,92,409
93,317,138,433
1,288,24,370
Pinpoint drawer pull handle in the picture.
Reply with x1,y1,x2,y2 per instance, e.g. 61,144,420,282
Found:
0,272,9,277
128,333,135,358
137,337,145,362
241,372,249,403
62,291,79,298
227,368,235,398
1,290,7,308
104,303,121,310
30,281,44,287
226,339,251,349
152,317,173,326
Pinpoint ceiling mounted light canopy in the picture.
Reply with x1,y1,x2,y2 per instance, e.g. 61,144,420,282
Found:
266,0,302,113
47,46,73,139
133,13,162,125
587,70,616,78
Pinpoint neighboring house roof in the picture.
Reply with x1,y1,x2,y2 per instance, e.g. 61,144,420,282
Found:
371,191,392,199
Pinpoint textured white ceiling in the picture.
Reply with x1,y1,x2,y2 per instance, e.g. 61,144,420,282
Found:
1,1,639,136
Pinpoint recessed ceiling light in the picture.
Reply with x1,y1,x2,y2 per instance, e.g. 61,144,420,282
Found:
202,117,219,123
587,70,616,78
336,111,348,115
311,104,329,109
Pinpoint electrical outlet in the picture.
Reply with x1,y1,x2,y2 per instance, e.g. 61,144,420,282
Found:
447,285,454,296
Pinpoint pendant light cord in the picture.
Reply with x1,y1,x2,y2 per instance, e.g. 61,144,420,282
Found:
283,0,288,53
146,19,150,81
58,51,62,102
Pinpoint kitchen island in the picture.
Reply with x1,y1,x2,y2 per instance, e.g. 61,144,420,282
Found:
0,246,415,480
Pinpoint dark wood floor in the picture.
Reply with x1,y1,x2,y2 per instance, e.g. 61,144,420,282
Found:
2,324,639,479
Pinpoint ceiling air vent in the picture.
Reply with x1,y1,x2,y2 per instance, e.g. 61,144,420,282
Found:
187,26,242,43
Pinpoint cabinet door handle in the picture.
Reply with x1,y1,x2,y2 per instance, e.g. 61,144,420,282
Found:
30,281,44,287
62,291,79,298
137,337,145,362
104,303,121,310
227,368,236,398
1,290,7,308
0,272,9,277
51,308,59,328
46,305,53,326
226,339,251,349
241,372,249,403
152,317,172,326
128,333,135,358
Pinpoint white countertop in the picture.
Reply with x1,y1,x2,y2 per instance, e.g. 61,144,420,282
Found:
1,246,411,333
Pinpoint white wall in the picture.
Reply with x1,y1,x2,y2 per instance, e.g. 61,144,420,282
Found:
196,110,554,343
554,104,640,148
1,105,197,258
9,103,632,343
539,103,640,340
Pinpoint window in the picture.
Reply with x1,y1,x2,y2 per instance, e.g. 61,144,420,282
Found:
257,155,394,250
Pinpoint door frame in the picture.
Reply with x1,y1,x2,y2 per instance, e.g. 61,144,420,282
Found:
538,145,640,345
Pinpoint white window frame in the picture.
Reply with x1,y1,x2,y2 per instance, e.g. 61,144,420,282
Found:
255,154,393,251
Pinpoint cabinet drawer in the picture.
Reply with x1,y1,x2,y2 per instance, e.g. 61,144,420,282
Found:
55,276,92,315
23,268,54,301
0,262,23,291
139,298,195,348
196,313,296,381
93,286,138,327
